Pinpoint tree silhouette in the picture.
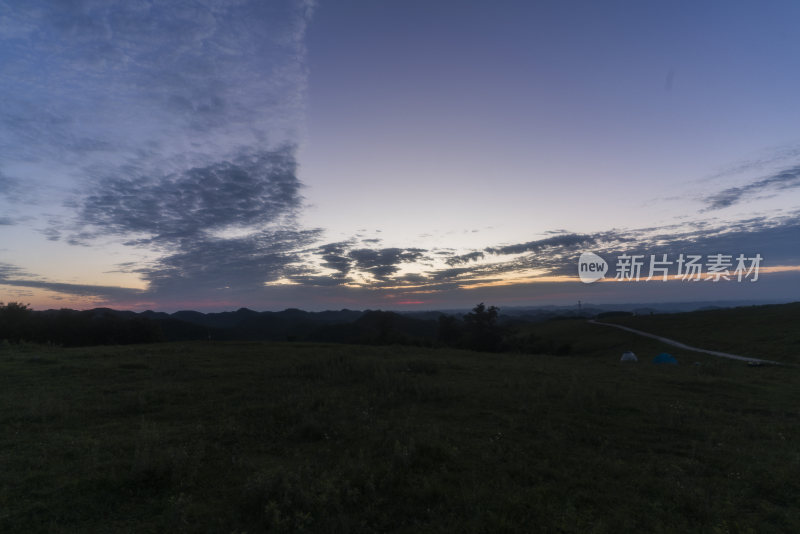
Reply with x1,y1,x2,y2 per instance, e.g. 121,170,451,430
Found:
437,314,462,345
463,303,503,352
0,302,33,342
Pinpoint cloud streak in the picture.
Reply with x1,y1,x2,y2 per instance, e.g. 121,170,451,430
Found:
484,234,596,256
703,165,800,210
285,214,800,294
3,211,799,309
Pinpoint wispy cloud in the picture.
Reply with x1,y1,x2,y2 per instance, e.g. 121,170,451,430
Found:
0,172,17,195
0,262,30,280
703,165,800,211
706,146,800,182
0,171,27,211
0,278,144,301
0,260,142,301
1,0,314,198
0,1,317,305
484,234,596,256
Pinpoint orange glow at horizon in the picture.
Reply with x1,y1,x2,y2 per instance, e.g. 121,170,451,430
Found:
457,265,800,289
4,265,800,311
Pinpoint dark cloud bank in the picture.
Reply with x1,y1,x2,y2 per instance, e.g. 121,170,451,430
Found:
71,146,325,301
4,212,800,309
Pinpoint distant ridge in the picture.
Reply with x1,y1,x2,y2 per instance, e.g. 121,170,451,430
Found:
5,300,796,349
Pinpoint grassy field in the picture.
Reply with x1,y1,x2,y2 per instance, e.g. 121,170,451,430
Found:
598,302,800,364
2,321,799,532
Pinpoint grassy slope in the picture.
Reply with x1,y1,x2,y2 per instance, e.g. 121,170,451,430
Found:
599,302,800,364
1,327,799,533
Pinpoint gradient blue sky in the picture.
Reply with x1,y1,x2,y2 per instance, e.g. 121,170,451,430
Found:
1,0,799,311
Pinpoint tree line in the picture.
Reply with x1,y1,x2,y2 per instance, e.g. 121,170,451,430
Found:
0,301,571,355
0,303,163,346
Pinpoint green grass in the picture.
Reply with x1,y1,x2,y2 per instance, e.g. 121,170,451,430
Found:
1,330,799,532
599,302,800,364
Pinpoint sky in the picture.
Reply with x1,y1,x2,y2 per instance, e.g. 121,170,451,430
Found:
1,0,800,312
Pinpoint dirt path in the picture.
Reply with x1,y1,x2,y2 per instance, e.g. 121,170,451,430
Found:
588,319,784,365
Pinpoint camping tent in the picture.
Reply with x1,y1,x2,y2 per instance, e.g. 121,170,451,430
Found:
653,352,678,364
620,351,637,362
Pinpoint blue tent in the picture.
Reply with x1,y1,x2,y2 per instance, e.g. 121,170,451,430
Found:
653,352,678,365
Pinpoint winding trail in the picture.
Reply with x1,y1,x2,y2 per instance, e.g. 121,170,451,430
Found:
588,319,784,365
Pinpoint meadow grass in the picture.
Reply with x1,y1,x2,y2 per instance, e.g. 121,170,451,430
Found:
1,325,799,532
